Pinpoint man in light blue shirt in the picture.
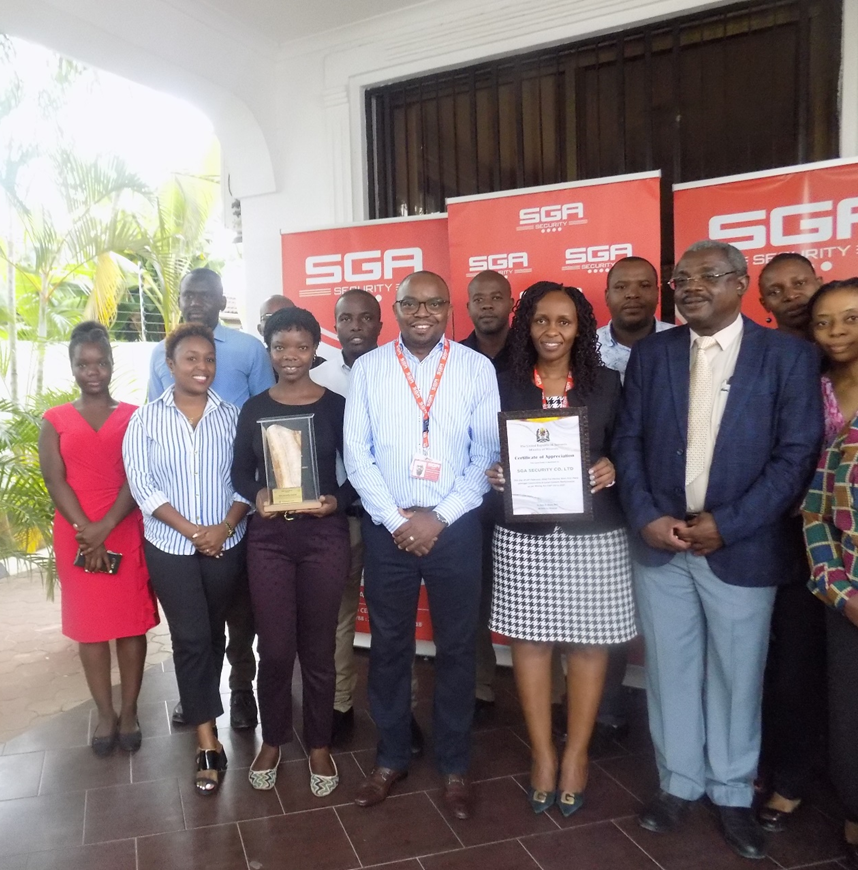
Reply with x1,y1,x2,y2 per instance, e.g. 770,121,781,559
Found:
592,256,674,750
149,272,274,407
345,271,500,819
596,256,674,381
147,268,274,732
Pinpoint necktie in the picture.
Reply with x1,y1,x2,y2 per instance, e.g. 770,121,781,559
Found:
686,335,717,485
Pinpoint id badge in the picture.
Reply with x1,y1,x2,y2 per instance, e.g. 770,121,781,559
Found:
410,453,442,481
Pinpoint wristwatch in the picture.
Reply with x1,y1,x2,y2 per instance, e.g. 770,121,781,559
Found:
433,511,449,528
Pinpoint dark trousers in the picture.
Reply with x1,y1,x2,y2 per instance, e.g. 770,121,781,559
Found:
760,582,827,799
597,643,630,727
246,512,350,749
826,607,858,822
362,509,481,774
474,512,496,702
144,539,246,726
225,568,256,692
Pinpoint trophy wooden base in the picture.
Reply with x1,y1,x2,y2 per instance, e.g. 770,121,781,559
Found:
261,499,323,515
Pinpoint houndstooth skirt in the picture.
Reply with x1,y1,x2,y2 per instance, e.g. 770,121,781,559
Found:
490,525,636,644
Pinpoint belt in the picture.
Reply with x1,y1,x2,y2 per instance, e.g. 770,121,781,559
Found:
403,505,437,513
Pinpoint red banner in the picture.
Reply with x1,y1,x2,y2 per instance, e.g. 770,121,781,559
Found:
673,158,858,326
281,214,450,347
446,172,662,335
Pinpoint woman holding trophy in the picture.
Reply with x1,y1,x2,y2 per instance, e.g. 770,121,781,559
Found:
232,306,355,796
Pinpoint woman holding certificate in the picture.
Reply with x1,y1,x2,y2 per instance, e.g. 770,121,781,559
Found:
232,306,354,796
486,281,636,817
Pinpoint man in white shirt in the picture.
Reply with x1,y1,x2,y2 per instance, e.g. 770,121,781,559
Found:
597,256,674,381
592,257,675,749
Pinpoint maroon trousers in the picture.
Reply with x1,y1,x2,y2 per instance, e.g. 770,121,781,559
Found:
246,512,350,749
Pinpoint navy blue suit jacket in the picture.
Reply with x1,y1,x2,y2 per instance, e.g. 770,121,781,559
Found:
613,316,823,587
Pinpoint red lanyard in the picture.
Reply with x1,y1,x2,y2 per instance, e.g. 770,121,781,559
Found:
533,366,574,409
395,339,450,450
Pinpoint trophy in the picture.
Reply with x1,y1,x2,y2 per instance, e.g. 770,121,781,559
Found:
259,414,322,514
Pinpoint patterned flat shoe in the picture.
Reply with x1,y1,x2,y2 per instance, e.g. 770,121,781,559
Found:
309,755,339,797
248,748,281,790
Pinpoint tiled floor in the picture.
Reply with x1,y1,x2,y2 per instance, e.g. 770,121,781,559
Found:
0,652,852,870
0,573,173,745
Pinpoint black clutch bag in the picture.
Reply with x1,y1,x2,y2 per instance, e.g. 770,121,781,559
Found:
74,548,123,574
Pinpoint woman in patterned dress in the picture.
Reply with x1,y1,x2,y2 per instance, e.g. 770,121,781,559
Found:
487,282,636,817
802,279,858,865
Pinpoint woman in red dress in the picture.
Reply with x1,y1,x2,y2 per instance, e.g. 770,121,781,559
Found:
39,322,159,757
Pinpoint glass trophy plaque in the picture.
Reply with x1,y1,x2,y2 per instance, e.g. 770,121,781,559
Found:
259,414,322,514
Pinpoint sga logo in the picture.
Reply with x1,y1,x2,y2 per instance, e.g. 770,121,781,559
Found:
519,203,585,225
565,243,634,265
709,199,858,250
305,248,422,285
468,252,529,271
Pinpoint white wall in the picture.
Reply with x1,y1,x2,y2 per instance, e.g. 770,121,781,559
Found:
3,0,857,327
6,341,156,407
240,0,858,323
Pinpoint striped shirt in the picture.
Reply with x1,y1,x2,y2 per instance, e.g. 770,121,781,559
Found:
122,388,251,554
344,336,500,533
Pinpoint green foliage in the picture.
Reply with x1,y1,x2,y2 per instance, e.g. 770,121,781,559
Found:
0,387,77,596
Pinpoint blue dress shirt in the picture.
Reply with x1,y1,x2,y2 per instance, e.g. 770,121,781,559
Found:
344,336,501,533
148,323,274,408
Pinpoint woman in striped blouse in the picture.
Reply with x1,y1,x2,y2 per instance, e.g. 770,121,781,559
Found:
123,323,251,797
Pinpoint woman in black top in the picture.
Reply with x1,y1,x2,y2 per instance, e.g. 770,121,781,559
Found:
487,282,636,817
232,307,355,797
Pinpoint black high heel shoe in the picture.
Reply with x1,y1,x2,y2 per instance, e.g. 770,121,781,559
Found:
194,745,228,796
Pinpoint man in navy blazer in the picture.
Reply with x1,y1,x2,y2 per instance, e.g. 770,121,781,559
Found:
613,240,822,860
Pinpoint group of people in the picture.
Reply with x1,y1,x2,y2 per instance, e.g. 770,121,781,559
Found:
37,249,858,863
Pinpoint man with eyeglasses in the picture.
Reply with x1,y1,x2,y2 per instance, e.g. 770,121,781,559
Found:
613,241,822,860
756,253,827,835
344,271,500,819
257,294,295,335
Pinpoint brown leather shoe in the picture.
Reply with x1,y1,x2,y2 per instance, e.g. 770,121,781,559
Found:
354,766,407,807
443,774,473,820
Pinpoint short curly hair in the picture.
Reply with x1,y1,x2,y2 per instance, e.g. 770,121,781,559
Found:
508,282,602,397
263,306,321,349
165,323,215,360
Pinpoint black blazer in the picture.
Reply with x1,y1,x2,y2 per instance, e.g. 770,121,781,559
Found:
494,367,625,536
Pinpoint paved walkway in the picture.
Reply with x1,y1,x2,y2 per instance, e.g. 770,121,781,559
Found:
0,572,172,746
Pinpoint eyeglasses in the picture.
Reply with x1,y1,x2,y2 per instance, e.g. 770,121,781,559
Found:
395,297,450,314
668,270,740,292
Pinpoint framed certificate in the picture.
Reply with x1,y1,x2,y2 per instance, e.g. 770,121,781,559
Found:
498,408,593,523
259,414,322,514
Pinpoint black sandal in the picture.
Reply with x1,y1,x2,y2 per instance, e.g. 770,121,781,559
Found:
194,745,228,796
